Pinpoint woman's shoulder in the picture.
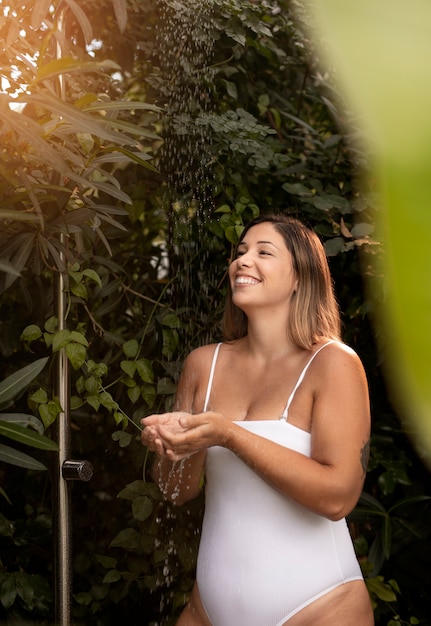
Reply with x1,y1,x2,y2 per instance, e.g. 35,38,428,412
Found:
312,339,366,378
183,342,223,369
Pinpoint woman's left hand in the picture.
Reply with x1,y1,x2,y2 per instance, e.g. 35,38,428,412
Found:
153,411,229,462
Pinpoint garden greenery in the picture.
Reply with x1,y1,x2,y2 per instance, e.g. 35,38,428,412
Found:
0,1,429,624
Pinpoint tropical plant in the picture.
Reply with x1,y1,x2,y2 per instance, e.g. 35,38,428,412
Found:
0,1,429,625
0,357,57,477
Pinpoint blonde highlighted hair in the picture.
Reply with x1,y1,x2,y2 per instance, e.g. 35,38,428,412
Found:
222,214,341,349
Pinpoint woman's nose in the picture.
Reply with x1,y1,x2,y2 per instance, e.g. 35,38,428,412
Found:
237,252,251,267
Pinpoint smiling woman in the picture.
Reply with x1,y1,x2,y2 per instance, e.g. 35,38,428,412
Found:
224,215,341,349
142,214,374,626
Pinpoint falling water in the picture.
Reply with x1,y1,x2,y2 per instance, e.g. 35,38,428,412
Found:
150,0,224,344
148,5,219,622
154,0,217,220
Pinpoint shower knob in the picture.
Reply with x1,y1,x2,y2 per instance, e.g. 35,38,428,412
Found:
62,459,93,481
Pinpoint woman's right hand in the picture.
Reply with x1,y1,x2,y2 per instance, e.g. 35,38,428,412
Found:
141,412,191,457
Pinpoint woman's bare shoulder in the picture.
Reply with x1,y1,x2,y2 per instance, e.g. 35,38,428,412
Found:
313,339,367,382
181,343,223,379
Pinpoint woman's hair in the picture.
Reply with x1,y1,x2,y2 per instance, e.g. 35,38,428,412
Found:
222,214,341,349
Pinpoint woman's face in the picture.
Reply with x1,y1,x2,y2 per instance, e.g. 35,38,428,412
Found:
228,222,298,313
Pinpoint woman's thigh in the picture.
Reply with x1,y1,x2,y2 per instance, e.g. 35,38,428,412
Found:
284,580,374,626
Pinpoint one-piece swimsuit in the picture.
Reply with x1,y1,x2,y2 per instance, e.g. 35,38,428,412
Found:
196,341,363,626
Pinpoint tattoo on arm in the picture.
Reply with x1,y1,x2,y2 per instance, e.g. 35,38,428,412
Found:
360,438,371,477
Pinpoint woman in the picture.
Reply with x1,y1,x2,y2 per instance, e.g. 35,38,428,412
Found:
141,214,374,626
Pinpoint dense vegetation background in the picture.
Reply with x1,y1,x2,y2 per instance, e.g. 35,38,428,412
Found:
0,1,429,624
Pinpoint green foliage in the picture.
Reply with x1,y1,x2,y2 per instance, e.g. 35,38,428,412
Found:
0,1,429,625
0,359,57,475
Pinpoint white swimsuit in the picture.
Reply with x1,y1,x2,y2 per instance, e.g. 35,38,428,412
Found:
196,342,363,626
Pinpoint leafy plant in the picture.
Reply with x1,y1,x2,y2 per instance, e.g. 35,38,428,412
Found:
0,358,57,476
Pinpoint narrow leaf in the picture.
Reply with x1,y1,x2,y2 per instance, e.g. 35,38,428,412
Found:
111,0,128,33
0,210,41,223
0,413,44,435
0,358,49,408
34,57,120,84
0,443,47,471
63,0,93,44
0,261,21,277
30,0,51,29
0,421,58,451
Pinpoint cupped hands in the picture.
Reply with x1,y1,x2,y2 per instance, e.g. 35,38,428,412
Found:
141,411,229,462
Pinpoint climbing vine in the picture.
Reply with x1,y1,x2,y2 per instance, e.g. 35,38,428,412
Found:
0,1,429,624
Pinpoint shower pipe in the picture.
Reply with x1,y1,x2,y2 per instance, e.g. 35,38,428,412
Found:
53,7,94,624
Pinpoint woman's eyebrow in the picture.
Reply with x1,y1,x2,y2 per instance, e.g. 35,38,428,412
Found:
257,240,278,248
238,240,279,248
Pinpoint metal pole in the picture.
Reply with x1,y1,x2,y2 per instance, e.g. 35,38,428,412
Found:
53,8,93,623
53,266,72,626
53,6,73,621
53,265,93,625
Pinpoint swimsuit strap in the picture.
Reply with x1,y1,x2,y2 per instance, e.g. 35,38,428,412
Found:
280,340,335,420
203,343,222,412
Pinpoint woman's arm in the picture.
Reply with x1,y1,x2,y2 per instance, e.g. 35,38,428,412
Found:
156,343,370,520
141,346,212,506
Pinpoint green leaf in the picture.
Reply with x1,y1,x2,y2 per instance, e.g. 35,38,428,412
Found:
73,592,92,606
117,480,154,500
388,494,431,513
29,388,49,404
52,330,72,352
70,395,84,410
69,331,89,346
103,570,122,584
132,496,153,521
86,395,100,411
135,359,154,384
123,339,139,358
113,412,128,429
66,343,87,370
95,554,117,569
120,360,136,378
19,325,42,342
39,401,61,429
109,528,141,550
0,421,57,451
215,204,232,214
0,487,11,505
358,492,387,512
324,237,344,257
69,270,83,284
70,282,88,299
111,0,128,32
313,193,350,212
84,376,99,395
33,57,120,84
157,377,176,395
282,182,313,197
99,391,118,411
0,358,49,409
141,384,156,409
111,431,132,447
162,313,180,328
82,268,102,287
127,385,141,404
0,443,47,471
44,317,58,333
366,576,397,602
0,413,44,434
15,572,35,607
0,574,17,609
